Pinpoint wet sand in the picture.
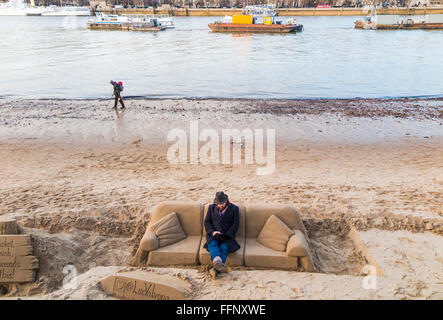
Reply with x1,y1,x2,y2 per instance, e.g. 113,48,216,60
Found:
0,98,442,299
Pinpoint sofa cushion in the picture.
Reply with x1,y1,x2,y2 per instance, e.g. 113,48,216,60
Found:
150,201,203,236
244,204,306,238
149,212,186,248
147,236,201,266
139,230,159,251
257,215,294,252
244,238,299,270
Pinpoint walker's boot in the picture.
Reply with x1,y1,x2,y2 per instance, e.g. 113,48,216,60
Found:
209,268,219,278
214,261,228,273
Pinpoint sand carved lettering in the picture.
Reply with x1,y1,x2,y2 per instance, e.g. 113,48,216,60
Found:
112,277,170,300
0,247,13,257
0,238,15,249
0,268,15,280
0,257,20,268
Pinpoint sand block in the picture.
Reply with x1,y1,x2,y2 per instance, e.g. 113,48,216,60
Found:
0,235,38,283
100,271,192,300
0,235,32,247
0,219,18,235
0,235,33,256
0,256,39,269
0,244,32,257
0,268,35,283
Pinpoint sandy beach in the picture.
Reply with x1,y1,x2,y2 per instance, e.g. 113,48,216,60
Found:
0,97,442,299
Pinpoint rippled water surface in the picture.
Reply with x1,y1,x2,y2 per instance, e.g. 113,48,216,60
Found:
1,15,443,99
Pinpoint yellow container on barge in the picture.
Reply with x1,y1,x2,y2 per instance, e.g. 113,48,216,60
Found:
232,15,254,24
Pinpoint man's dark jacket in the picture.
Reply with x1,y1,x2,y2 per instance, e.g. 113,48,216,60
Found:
204,203,240,253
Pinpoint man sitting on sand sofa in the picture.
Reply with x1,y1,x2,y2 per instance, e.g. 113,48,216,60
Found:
132,199,314,273
203,191,240,275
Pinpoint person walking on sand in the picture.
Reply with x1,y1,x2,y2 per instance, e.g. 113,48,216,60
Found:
110,80,125,115
203,191,240,277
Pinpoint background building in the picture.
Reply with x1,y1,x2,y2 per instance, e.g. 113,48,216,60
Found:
2,0,440,7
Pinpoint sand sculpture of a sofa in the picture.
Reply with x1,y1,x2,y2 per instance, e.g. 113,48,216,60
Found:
132,201,315,271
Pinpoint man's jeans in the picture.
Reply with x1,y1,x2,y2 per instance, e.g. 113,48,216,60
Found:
208,240,228,263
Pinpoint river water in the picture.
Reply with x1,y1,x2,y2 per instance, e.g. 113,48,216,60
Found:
1,15,442,99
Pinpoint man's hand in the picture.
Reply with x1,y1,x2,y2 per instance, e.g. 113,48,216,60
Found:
212,231,221,236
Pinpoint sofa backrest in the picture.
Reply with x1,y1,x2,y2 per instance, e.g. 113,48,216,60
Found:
244,204,306,238
202,203,245,238
150,201,203,236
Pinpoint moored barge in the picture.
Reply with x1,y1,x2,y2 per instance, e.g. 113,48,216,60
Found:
208,5,303,34
208,15,303,34
355,13,443,30
209,21,302,33
87,13,165,32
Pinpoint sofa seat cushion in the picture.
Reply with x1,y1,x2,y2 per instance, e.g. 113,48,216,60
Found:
244,238,298,270
149,212,186,248
257,215,294,252
198,237,245,266
147,236,201,266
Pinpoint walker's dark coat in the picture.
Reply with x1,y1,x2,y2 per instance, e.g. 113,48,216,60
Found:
203,203,240,253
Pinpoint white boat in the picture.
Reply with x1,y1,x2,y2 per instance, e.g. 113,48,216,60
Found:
243,4,278,17
42,5,91,16
0,0,48,16
96,13,174,29
155,15,175,29
88,12,129,24
87,13,166,31
0,0,26,16
0,0,90,16
118,13,175,29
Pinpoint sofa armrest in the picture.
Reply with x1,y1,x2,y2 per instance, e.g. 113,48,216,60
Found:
286,230,309,257
286,230,315,272
130,231,159,266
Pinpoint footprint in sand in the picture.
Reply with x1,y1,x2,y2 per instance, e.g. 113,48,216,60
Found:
399,237,416,244
394,260,414,273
